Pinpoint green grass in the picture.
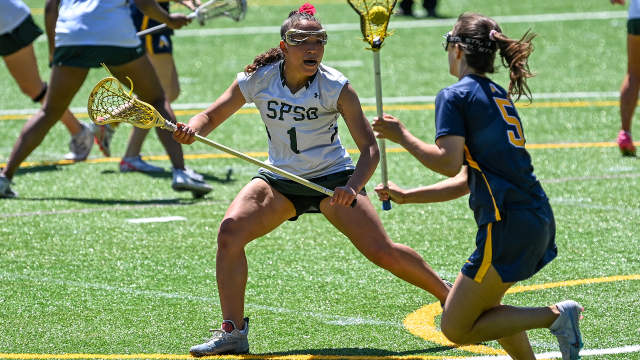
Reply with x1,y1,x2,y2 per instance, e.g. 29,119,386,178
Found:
1,0,640,359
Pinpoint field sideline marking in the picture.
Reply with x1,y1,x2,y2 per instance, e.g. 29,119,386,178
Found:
404,274,640,356
0,98,635,120
2,140,638,170
2,275,639,359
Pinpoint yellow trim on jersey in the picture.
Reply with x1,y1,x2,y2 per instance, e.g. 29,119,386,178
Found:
141,16,154,55
474,223,493,283
489,83,501,94
464,146,501,221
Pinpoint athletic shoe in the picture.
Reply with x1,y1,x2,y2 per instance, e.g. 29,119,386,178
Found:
617,130,636,156
172,168,213,198
119,156,165,173
550,300,584,360
0,175,17,198
63,123,93,161
189,317,249,357
91,122,115,157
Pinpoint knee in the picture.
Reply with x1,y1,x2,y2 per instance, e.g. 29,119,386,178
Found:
364,243,399,270
216,218,247,253
440,313,470,345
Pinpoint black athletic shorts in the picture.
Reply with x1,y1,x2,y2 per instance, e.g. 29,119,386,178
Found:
52,44,146,68
0,15,43,57
253,169,366,221
629,18,640,35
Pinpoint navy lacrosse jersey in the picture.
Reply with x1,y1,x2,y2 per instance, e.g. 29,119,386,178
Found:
435,74,548,226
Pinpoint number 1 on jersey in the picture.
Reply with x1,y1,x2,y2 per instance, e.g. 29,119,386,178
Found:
287,127,301,154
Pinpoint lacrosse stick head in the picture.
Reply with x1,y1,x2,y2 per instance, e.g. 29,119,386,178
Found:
87,76,166,130
195,0,247,24
346,0,397,50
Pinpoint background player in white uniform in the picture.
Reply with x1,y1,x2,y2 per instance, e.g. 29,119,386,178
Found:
172,3,451,356
612,0,640,156
0,0,212,198
0,0,92,162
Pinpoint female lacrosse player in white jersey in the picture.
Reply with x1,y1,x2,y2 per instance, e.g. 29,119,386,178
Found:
172,3,451,356
0,0,212,198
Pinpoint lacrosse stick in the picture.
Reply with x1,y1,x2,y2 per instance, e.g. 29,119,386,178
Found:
87,72,356,207
346,0,396,211
136,0,247,37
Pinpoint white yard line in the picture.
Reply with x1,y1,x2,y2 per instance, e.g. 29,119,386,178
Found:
126,215,187,223
456,345,640,359
0,272,399,327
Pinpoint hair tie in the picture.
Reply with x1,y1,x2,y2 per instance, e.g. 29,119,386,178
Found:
297,2,316,15
489,29,499,41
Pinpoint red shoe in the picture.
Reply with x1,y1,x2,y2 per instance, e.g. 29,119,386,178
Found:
617,130,637,157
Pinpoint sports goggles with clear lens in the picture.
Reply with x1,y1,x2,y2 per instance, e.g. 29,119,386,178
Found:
442,32,462,51
283,29,328,46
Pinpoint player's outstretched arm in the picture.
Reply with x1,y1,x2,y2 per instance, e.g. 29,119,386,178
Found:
44,0,60,62
332,83,380,207
372,114,465,177
173,80,246,145
375,166,470,204
134,0,191,29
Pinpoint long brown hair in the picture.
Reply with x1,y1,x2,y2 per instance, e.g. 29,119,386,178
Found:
244,9,322,75
452,12,538,102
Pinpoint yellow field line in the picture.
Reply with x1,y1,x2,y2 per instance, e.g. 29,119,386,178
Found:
0,355,474,360
1,100,635,121
2,140,637,169
404,274,640,356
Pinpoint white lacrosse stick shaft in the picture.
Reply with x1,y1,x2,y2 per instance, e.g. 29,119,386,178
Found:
372,39,392,211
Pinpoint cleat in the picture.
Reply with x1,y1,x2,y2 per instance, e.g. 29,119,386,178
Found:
172,168,212,198
120,156,165,173
91,122,115,157
617,130,636,157
550,300,584,360
0,175,17,198
189,317,249,357
64,123,93,161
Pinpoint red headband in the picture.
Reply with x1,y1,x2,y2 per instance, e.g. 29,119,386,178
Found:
297,2,316,15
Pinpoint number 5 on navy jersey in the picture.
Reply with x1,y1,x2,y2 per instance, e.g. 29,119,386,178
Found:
494,97,525,148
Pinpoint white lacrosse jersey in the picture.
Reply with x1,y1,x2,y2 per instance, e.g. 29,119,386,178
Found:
56,0,140,48
630,0,640,20
0,0,30,35
237,61,355,179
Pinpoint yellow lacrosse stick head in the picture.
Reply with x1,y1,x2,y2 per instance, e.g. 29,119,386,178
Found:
87,68,166,130
346,0,396,51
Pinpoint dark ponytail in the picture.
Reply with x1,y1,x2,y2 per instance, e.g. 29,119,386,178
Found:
452,12,538,102
244,8,322,75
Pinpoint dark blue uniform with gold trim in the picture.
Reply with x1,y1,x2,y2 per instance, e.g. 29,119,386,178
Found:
435,74,557,283
130,0,174,55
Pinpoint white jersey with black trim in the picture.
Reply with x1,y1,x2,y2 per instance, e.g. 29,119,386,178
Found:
630,0,640,20
56,0,140,48
237,61,355,179
0,0,30,35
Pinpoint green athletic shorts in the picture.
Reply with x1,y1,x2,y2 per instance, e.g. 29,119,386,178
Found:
52,44,145,68
0,15,43,56
628,18,640,35
253,169,366,221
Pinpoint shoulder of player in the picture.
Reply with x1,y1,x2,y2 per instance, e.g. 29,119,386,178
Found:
238,62,280,83
318,63,348,84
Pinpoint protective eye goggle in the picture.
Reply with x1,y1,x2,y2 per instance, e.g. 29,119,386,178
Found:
283,29,328,46
442,32,462,51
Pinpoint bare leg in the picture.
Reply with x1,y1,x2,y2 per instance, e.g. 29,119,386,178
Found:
3,44,82,135
320,194,449,303
109,55,184,169
441,266,560,357
216,179,296,328
1,65,89,179
620,34,640,133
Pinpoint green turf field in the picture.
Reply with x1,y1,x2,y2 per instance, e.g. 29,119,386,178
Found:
1,0,640,359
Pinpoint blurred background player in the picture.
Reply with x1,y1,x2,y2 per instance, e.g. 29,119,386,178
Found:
92,0,205,175
0,0,93,163
373,13,583,360
612,0,640,156
0,0,212,198
397,0,438,18
172,3,451,356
